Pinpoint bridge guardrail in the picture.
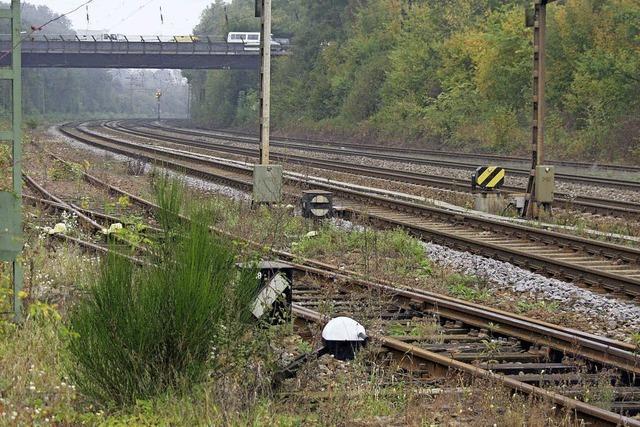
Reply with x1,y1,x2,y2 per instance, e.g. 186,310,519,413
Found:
0,35,289,56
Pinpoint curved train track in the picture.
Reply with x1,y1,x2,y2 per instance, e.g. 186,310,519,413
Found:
143,120,640,190
106,120,640,218
24,151,640,425
56,122,640,300
162,118,640,175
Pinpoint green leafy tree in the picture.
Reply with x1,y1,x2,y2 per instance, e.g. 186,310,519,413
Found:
186,0,640,162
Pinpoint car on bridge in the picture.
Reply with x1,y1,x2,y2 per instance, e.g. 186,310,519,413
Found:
174,35,200,43
227,32,281,51
75,30,126,42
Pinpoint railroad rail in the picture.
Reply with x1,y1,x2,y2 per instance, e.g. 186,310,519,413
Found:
23,161,640,425
160,119,640,175
103,120,640,218
56,122,640,299
139,120,640,190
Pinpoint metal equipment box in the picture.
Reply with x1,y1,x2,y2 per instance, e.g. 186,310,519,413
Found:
253,164,283,204
535,165,555,203
252,261,293,322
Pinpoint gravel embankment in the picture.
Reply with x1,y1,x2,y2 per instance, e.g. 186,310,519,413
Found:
423,241,640,341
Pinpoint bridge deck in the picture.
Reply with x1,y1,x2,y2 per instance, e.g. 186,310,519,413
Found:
0,39,287,69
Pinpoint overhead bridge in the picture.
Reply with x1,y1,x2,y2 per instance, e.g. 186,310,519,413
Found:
0,37,288,69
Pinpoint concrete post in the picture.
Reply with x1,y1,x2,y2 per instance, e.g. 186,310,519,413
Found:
259,0,272,165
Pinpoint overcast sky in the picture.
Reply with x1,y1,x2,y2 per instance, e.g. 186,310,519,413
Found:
27,0,216,35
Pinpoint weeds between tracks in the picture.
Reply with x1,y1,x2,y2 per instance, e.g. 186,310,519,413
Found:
1,136,633,424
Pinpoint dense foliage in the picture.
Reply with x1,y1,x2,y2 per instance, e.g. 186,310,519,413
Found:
186,0,640,162
0,3,188,119
185,0,304,127
66,179,258,406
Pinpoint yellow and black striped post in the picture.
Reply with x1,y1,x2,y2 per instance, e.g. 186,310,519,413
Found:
473,166,506,191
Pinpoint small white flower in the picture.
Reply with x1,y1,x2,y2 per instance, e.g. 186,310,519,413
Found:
101,223,123,235
48,223,67,235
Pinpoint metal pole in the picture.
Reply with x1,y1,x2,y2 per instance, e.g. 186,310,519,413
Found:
155,90,162,121
11,0,21,201
537,2,546,165
523,0,550,217
259,0,272,165
11,0,23,321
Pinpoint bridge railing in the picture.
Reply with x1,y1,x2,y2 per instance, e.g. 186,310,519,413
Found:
0,34,289,56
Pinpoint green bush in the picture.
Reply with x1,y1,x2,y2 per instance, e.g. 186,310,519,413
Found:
65,179,258,406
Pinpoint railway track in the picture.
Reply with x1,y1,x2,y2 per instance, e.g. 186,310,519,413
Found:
162,118,640,175
137,120,640,191
105,120,640,218
291,278,640,425
58,123,640,299
24,159,640,425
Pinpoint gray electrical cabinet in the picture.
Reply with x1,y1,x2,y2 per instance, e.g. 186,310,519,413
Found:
253,164,283,204
535,165,555,203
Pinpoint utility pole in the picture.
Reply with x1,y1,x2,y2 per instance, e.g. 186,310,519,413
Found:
523,0,556,218
252,0,282,204
259,0,272,165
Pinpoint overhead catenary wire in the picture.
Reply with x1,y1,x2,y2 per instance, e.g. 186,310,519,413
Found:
0,0,98,62
1,0,171,62
109,0,156,32
2,0,253,62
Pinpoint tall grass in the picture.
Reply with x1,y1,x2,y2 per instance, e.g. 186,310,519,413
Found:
65,177,258,406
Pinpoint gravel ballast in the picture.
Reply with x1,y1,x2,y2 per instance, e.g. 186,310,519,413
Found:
422,241,640,341
51,126,640,341
49,126,251,201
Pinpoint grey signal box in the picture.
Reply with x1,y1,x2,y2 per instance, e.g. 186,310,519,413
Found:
252,261,292,323
253,164,283,204
535,165,555,203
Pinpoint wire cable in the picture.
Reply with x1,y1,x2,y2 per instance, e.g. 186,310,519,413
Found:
0,0,98,62
109,0,156,32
